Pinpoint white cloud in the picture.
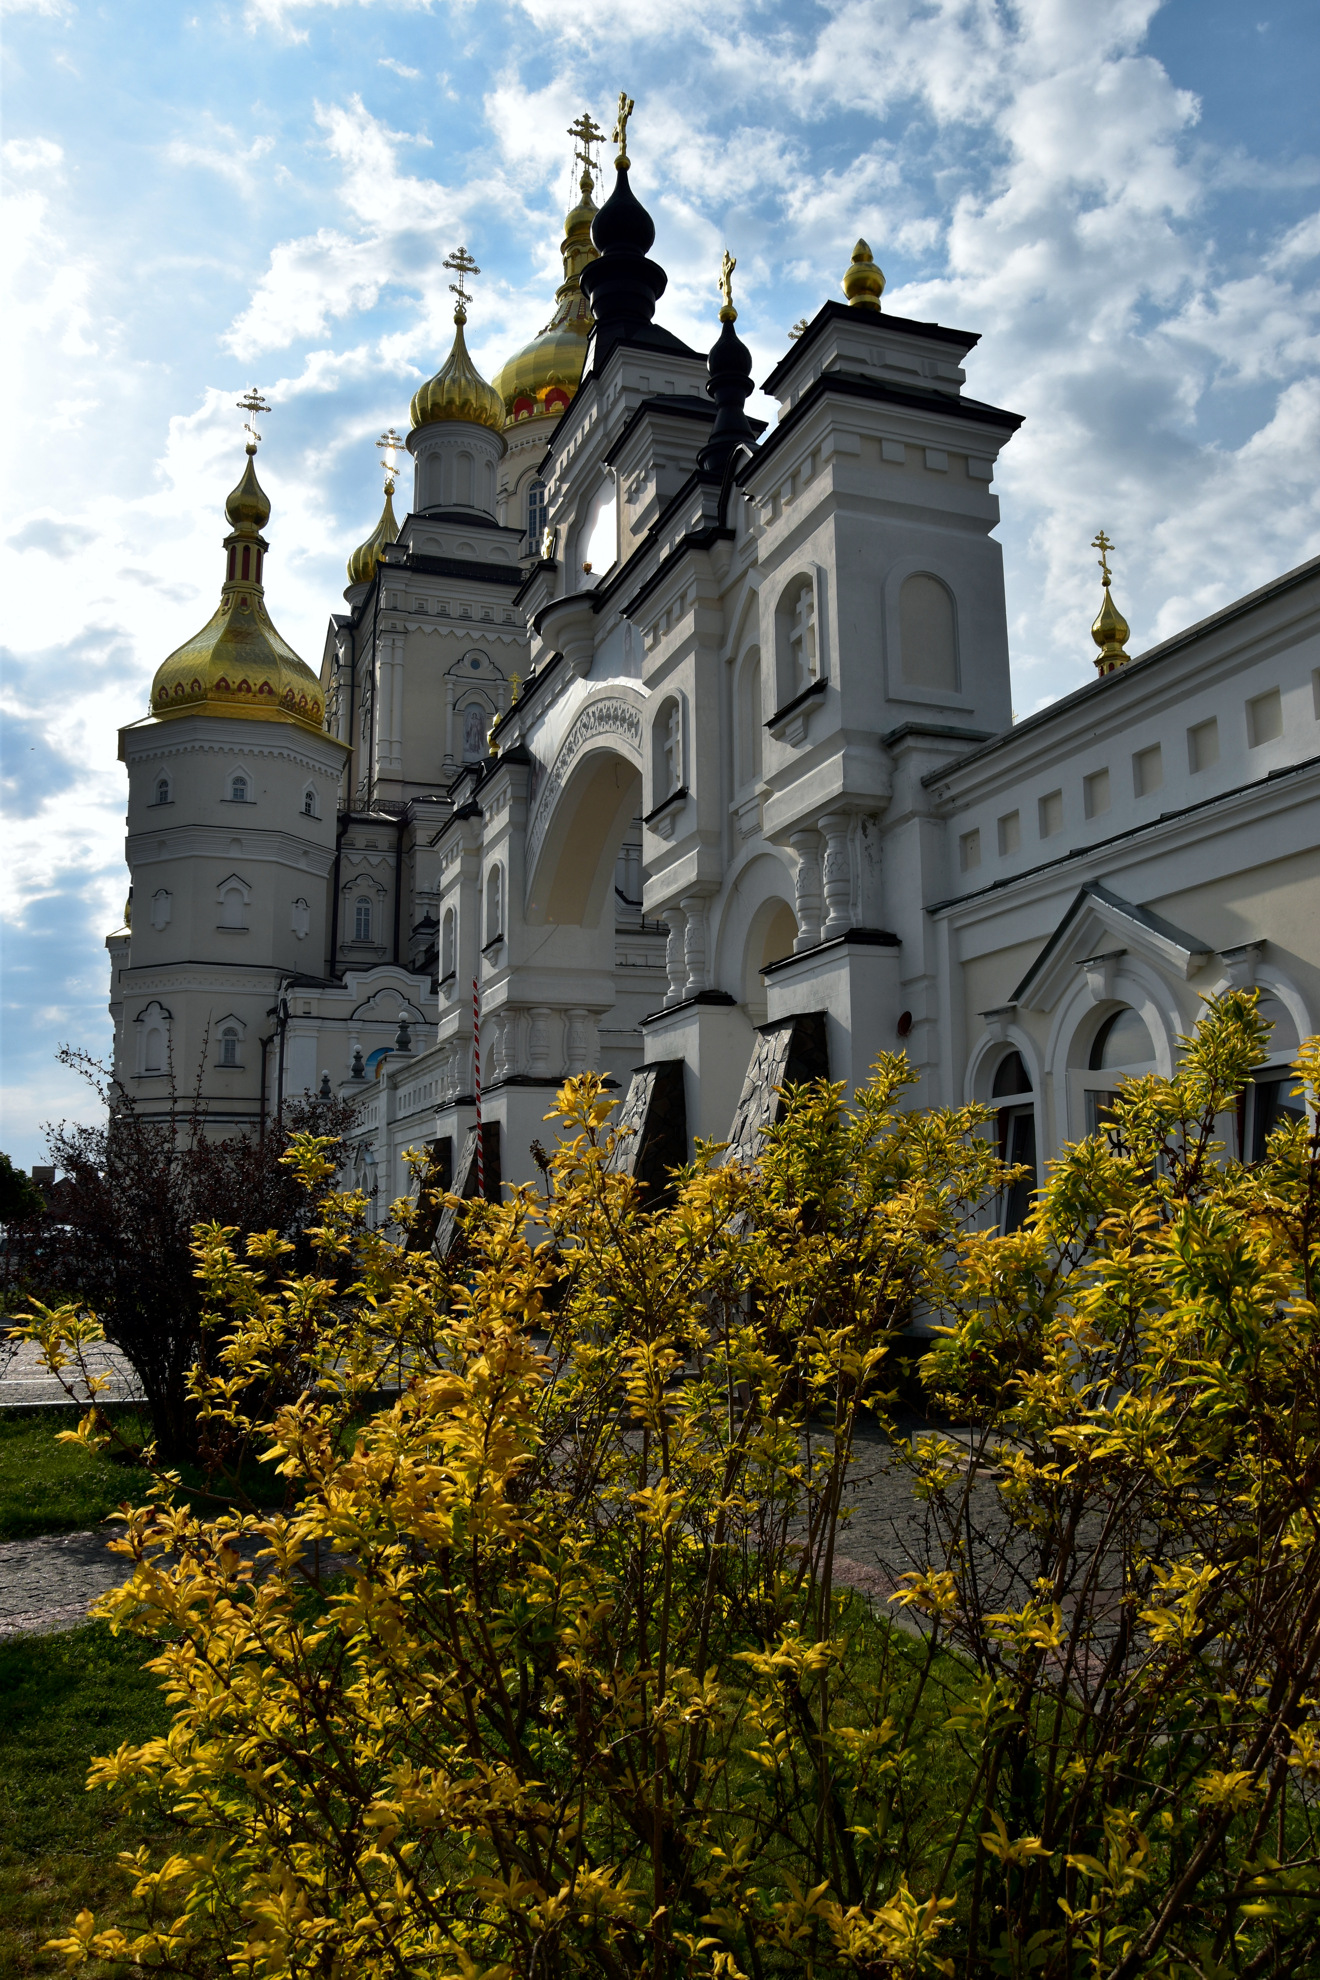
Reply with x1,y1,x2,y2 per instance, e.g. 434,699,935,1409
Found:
379,56,421,79
164,126,276,196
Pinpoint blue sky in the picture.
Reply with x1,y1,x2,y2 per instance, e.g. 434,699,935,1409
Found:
3,0,1319,1169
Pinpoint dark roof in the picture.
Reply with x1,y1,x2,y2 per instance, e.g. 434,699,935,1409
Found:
403,553,524,588
923,550,1320,790
739,368,1023,487
761,298,980,399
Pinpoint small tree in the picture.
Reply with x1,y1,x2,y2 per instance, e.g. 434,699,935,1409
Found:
0,1150,46,1224
31,996,1320,1979
15,1048,357,1461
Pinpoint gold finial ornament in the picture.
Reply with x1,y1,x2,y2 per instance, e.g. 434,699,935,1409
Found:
347,432,403,586
789,317,809,339
842,238,885,311
443,244,480,320
491,122,603,425
150,438,328,733
236,386,271,451
1090,530,1132,675
410,247,504,433
718,249,737,323
613,90,634,167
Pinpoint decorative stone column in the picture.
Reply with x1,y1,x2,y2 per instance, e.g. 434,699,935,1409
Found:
789,828,824,951
664,907,688,1005
679,894,709,995
819,811,853,939
528,1006,552,1077
565,1008,591,1074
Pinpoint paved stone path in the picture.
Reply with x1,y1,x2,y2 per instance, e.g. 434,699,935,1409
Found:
0,1412,987,1640
0,1334,143,1409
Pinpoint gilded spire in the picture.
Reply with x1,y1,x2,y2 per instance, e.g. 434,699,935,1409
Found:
1090,529,1132,675
149,405,327,732
491,118,604,424
613,90,634,169
843,238,885,311
346,429,403,586
409,248,504,433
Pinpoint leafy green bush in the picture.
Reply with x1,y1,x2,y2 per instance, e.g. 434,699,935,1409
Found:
24,994,1320,1979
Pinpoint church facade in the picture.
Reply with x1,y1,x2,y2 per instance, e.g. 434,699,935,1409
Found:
109,112,1320,1235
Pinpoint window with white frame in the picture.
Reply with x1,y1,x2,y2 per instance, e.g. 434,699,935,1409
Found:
526,477,547,553
152,775,171,806
219,1026,241,1068
229,773,250,803
302,787,317,817
353,896,373,943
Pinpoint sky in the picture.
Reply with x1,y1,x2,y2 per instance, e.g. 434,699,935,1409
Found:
2,0,1319,1170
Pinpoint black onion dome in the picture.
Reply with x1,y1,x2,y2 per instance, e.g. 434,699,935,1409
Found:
699,315,758,475
579,163,668,361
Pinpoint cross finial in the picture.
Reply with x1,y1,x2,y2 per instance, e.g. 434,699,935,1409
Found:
613,90,634,167
719,249,737,323
237,386,271,451
568,110,606,183
443,245,480,320
1092,528,1115,588
376,426,404,493
789,316,809,340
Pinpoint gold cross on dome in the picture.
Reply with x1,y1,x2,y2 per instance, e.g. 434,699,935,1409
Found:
237,387,271,448
443,245,480,307
377,426,404,489
568,110,606,175
613,90,634,166
1092,529,1115,587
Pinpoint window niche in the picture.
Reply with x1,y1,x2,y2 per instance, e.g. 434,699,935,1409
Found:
990,1048,1036,1233
484,865,504,948
736,647,763,790
441,906,456,981
898,573,958,693
652,696,684,806
775,576,818,707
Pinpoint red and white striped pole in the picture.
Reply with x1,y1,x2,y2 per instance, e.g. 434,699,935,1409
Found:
473,974,484,1198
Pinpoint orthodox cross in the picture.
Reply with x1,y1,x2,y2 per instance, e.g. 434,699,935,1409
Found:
376,426,404,490
719,249,737,321
788,317,809,340
237,387,271,449
613,90,634,167
568,110,606,180
443,245,480,316
1092,529,1115,587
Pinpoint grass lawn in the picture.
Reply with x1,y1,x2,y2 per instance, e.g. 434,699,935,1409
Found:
0,1623,177,1978
0,1406,304,1545
0,1409,155,1544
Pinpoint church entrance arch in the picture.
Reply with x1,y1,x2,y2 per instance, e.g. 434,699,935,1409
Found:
524,692,646,927
712,851,799,1027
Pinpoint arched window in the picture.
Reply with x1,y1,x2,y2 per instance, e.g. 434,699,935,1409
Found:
1084,1006,1156,1137
354,897,373,943
218,882,248,929
144,1026,164,1073
580,478,618,578
153,775,171,806
441,906,456,979
991,1049,1035,1232
485,865,503,946
899,574,959,692
1245,994,1305,1161
219,1027,240,1068
526,477,547,553
737,648,763,788
229,773,249,804
455,450,475,507
302,788,317,817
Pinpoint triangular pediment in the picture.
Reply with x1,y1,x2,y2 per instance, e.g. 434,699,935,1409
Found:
1011,883,1213,1013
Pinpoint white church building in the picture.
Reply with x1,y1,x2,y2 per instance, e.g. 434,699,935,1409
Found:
108,110,1320,1228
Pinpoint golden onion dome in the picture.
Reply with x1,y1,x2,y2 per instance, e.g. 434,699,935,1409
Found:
492,163,599,426
149,443,329,734
409,303,505,433
346,478,400,585
1089,529,1132,675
